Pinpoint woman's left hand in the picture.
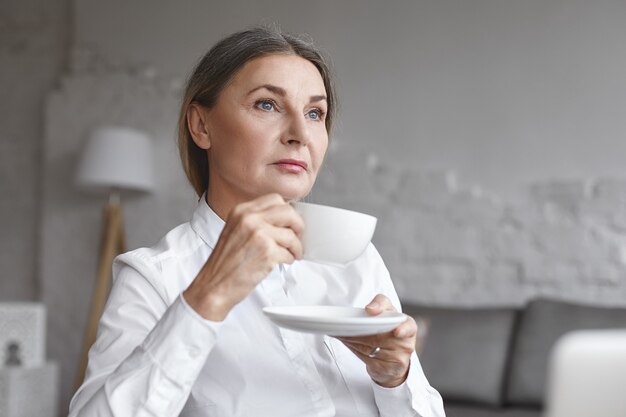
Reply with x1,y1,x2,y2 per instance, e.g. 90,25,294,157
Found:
335,294,416,388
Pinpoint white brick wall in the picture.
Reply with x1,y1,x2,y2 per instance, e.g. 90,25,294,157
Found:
316,161,626,308
305,150,626,308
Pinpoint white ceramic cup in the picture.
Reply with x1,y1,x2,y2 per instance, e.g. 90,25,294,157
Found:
291,202,377,265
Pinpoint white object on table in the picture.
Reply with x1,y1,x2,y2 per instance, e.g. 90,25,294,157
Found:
0,362,59,417
545,329,626,417
0,303,46,369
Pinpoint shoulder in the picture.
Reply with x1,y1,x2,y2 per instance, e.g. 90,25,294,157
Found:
351,242,402,310
352,242,389,274
112,221,208,303
116,222,201,268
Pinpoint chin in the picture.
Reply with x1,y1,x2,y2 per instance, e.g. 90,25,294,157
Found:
256,173,316,201
278,189,310,202
271,183,313,202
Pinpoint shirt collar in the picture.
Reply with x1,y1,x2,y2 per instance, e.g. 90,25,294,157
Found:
190,192,225,249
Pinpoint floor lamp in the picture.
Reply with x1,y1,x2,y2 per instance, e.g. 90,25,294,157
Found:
74,126,155,389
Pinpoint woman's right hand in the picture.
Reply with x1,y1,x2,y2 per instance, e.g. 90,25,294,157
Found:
183,193,304,321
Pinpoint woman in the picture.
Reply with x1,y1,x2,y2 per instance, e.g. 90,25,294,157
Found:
69,27,445,417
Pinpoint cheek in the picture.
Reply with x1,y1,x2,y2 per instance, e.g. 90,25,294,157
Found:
215,114,274,154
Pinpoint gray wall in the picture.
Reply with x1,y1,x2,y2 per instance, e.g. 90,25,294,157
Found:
3,0,626,413
0,0,69,300
73,0,626,200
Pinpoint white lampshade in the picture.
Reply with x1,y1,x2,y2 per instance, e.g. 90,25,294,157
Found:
76,126,155,193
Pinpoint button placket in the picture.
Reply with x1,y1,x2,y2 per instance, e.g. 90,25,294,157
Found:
260,267,335,416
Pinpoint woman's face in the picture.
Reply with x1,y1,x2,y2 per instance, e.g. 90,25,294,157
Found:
199,54,329,210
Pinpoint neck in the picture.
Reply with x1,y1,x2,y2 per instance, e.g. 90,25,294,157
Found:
205,186,253,221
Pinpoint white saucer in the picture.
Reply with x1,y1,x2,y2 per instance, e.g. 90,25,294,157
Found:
263,305,408,336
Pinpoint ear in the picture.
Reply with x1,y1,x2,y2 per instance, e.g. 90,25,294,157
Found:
187,103,212,150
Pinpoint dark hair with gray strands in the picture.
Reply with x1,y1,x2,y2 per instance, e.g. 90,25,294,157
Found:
177,26,337,198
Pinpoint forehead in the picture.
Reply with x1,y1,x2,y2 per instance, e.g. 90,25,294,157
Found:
227,54,326,96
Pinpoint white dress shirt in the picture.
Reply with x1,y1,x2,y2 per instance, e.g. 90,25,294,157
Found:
69,197,445,417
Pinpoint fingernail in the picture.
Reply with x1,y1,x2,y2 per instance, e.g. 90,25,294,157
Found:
397,328,408,337
367,302,380,309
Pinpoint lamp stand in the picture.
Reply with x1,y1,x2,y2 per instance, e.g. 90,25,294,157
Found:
74,191,127,389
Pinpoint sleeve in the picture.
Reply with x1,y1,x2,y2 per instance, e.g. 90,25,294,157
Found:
365,245,446,417
372,355,446,417
68,254,223,417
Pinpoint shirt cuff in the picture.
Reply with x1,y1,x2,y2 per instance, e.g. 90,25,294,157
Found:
141,294,223,386
372,356,441,417
371,372,414,417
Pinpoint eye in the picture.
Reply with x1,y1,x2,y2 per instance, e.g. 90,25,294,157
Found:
255,99,276,112
306,108,325,121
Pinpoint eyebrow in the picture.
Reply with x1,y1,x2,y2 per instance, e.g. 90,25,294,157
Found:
247,84,327,103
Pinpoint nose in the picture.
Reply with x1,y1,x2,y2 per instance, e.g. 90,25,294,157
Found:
281,113,311,146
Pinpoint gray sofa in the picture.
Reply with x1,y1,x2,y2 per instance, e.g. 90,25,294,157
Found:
403,299,626,417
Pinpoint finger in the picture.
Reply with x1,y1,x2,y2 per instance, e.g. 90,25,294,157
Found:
271,244,299,266
336,331,409,350
341,341,408,366
392,316,416,339
260,203,305,238
341,341,387,361
335,335,382,347
232,193,286,217
265,225,304,260
337,323,415,351
226,201,293,241
365,294,396,316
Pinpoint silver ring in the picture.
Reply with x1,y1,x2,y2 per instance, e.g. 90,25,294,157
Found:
367,346,381,358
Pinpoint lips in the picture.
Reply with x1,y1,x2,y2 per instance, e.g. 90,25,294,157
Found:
274,159,308,171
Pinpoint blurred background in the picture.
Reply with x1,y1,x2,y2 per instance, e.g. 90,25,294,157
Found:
2,0,626,415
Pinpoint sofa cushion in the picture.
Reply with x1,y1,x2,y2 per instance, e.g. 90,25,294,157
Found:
404,305,518,406
506,298,626,406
